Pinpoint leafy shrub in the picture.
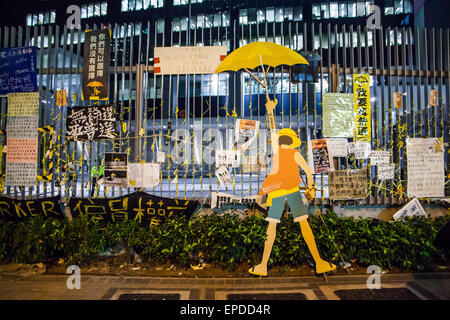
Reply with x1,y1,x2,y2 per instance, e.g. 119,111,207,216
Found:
0,212,449,271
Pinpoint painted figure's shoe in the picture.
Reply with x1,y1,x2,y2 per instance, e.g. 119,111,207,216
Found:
315,261,336,274
248,264,268,277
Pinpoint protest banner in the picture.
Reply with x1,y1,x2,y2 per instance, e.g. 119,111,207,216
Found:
66,104,116,140
353,74,372,142
0,46,37,95
0,196,63,221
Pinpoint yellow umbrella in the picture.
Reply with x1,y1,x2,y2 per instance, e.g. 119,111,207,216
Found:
215,41,309,100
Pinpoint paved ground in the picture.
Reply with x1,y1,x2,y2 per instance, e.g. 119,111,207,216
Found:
0,272,449,300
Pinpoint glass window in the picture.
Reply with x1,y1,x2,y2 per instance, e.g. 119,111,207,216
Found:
51,11,56,23
33,14,38,25
180,17,188,31
395,0,404,14
321,4,330,19
88,4,94,17
294,6,302,21
284,7,293,20
205,14,213,28
384,0,394,15
312,4,320,19
26,14,32,26
173,18,180,32
330,2,338,18
339,3,347,17
404,0,413,13
248,8,257,24
366,1,373,16
157,19,164,33
121,0,127,11
143,0,150,9
44,12,49,24
135,0,142,11
348,3,357,17
82,5,87,18
275,7,283,22
257,9,265,23
223,13,230,27
266,7,275,22
94,3,101,16
239,9,248,25
128,0,135,11
213,14,221,27
38,13,44,25
101,2,107,15
356,2,366,17
197,14,204,28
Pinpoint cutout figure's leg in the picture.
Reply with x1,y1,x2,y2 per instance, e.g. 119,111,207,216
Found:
298,216,336,274
249,221,277,276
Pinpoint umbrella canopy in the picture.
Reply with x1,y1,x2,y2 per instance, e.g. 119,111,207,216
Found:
87,81,104,87
215,41,309,73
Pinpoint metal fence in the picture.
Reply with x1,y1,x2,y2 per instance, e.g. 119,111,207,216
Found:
0,20,448,206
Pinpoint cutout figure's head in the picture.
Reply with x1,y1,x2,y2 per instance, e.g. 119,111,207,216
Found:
277,128,301,149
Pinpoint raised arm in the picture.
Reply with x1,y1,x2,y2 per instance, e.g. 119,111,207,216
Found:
294,150,313,189
265,99,279,154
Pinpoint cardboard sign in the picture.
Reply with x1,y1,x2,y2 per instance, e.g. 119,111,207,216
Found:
215,166,232,186
369,151,390,166
406,138,445,198
154,46,227,75
377,165,395,180
0,46,37,95
66,104,116,140
82,29,111,101
308,139,334,174
69,191,199,226
104,152,127,187
429,90,438,107
329,168,368,200
128,163,160,188
157,151,165,163
234,119,260,151
326,138,349,157
322,93,354,138
348,141,371,159
353,74,372,142
211,192,258,209
215,150,240,168
393,198,427,221
5,92,39,187
393,92,403,109
56,89,68,106
0,196,63,221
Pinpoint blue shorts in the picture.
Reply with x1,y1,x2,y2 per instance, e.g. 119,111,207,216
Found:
266,191,310,223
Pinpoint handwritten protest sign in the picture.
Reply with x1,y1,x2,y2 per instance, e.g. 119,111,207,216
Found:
82,29,111,101
393,198,427,221
128,163,160,188
216,150,240,168
215,166,232,186
353,74,372,142
348,141,371,159
0,196,63,221
322,93,354,138
308,139,334,174
234,119,260,151
326,138,349,157
69,191,198,226
377,165,394,180
211,192,259,209
66,104,116,140
104,152,127,187
0,46,37,95
154,46,227,75
157,151,165,163
5,92,39,186
406,138,445,198
369,151,390,166
329,168,368,200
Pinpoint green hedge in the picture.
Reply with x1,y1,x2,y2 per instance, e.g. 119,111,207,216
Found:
0,212,449,271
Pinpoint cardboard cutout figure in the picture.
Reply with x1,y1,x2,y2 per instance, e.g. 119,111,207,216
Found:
249,99,336,277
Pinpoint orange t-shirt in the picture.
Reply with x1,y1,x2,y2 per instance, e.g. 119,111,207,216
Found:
260,149,301,195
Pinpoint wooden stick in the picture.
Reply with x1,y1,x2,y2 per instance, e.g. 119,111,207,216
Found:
244,68,266,88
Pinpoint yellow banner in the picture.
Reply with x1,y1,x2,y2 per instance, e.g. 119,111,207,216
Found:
353,74,371,142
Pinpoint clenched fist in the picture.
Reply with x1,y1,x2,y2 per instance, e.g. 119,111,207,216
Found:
305,187,315,202
265,98,278,113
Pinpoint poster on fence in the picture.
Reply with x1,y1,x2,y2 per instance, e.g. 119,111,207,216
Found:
128,163,160,188
348,141,371,159
377,165,395,180
0,196,63,221
328,168,368,200
69,191,199,226
393,198,427,221
406,138,445,198
210,192,259,209
154,46,227,75
82,29,111,101
104,152,128,187
66,104,116,140
326,138,349,157
234,119,260,151
0,46,37,95
5,92,39,186
322,93,354,138
353,74,372,142
215,166,232,186
308,139,334,174
369,151,390,166
215,150,240,168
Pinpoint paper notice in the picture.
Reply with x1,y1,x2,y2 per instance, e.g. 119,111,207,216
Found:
234,119,260,151
215,166,232,186
369,151,390,166
326,138,349,158
393,198,427,221
216,150,240,168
